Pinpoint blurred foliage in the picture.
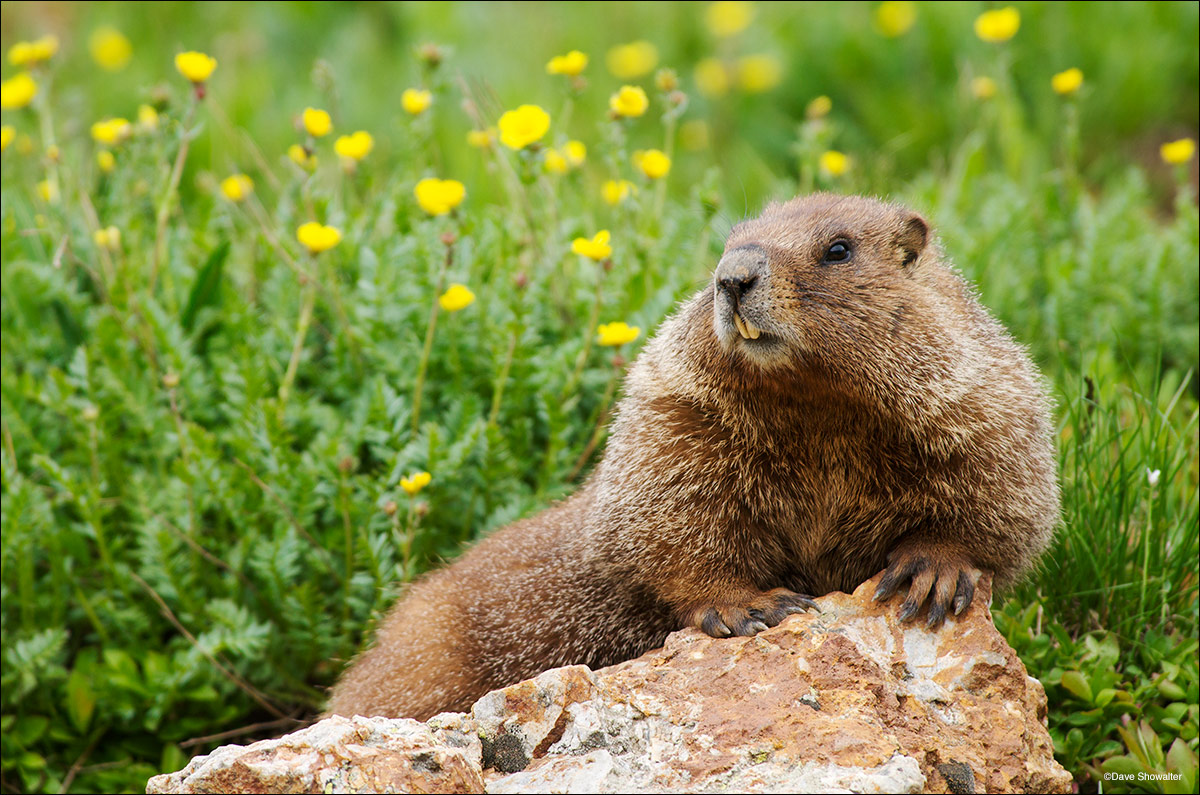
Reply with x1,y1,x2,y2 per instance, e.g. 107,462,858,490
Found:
0,2,1197,793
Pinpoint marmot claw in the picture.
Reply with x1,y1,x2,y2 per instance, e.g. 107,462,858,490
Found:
873,548,982,629
694,588,820,638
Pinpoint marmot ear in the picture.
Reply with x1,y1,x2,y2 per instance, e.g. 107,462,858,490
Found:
897,213,929,268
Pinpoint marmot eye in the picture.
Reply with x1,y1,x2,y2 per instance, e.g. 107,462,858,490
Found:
822,240,853,264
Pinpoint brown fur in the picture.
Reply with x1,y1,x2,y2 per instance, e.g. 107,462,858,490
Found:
325,194,1060,720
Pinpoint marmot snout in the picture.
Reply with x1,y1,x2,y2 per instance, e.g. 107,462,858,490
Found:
326,193,1060,721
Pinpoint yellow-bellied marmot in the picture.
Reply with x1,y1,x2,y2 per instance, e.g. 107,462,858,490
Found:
326,193,1060,720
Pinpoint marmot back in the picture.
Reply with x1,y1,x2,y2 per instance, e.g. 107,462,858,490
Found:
326,193,1059,720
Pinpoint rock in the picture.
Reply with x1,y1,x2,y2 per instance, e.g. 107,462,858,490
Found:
147,574,1072,794
145,714,485,794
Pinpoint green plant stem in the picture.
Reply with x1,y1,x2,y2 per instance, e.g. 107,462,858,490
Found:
279,278,317,406
166,386,198,540
652,113,678,224
33,73,61,208
412,238,455,434
152,93,198,295
557,93,576,140
339,471,354,624
563,264,606,398
1140,483,1155,621
488,329,519,429
568,362,621,481
401,499,423,580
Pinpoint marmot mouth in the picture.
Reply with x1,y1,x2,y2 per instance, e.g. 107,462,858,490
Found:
733,313,764,340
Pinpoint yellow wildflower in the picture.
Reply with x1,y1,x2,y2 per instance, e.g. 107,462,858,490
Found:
400,471,432,497
1,72,38,110
563,140,587,167
806,95,832,120
8,36,58,67
334,131,374,161
543,148,569,174
680,120,709,151
609,85,649,118
694,58,731,97
220,174,254,202
401,88,433,115
438,284,476,312
596,321,641,347
1161,138,1196,165
819,150,850,177
1051,68,1083,96
288,143,317,170
546,50,588,77
1,126,13,152
137,104,159,132
302,107,332,137
414,177,466,216
606,40,658,79
466,128,495,148
974,7,1019,43
296,222,342,254
706,1,754,37
37,179,57,203
90,118,132,146
90,27,132,71
497,104,551,150
46,144,60,163
602,179,637,206
634,149,671,179
737,54,783,93
175,50,218,83
572,230,613,261
93,226,121,250
96,149,115,173
971,76,997,100
874,1,917,37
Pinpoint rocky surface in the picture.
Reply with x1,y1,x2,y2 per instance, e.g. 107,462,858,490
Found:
145,715,484,794
147,574,1072,794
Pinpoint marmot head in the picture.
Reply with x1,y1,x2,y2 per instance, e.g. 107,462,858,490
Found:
712,193,933,373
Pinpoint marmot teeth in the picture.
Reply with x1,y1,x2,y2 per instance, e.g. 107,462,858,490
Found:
734,314,762,340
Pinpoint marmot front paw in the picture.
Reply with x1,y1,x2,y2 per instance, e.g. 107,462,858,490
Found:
689,588,820,638
872,546,983,629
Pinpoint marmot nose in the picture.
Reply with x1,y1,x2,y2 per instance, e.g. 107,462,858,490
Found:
715,244,767,302
717,272,757,301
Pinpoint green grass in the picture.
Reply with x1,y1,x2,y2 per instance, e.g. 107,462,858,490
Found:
1,2,1197,793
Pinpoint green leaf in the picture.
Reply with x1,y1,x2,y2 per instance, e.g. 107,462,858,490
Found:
65,666,96,732
1061,670,1093,703
1139,721,1166,769
181,240,230,332
1102,754,1148,778
18,751,45,770
50,300,84,349
1158,679,1187,701
13,716,48,746
1165,738,1197,795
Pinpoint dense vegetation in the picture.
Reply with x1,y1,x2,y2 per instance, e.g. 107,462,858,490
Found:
1,3,1196,793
